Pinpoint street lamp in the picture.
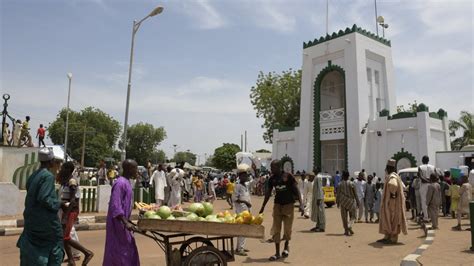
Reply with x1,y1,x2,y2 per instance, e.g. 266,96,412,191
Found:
64,72,73,161
121,6,164,162
377,16,389,38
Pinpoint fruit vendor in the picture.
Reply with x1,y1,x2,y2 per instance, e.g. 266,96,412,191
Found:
233,164,252,256
17,147,65,265
259,159,304,261
103,159,140,265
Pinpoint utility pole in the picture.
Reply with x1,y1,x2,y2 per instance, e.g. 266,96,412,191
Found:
241,134,243,151
69,123,95,167
244,130,247,152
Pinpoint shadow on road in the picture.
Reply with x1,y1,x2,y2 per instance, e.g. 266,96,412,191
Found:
368,241,405,249
325,233,346,237
242,257,291,264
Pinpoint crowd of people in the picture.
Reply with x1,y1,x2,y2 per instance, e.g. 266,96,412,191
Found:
16,147,473,265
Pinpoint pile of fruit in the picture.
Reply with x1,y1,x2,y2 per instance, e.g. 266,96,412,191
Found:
141,202,263,225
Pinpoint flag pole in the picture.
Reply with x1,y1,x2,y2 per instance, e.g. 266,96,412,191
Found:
326,0,329,35
375,0,379,36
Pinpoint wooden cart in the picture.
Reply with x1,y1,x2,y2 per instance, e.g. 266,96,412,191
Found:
136,219,264,266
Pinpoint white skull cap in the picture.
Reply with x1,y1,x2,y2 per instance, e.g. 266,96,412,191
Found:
38,147,54,162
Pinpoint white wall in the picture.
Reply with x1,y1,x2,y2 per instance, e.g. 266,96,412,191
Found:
436,151,474,170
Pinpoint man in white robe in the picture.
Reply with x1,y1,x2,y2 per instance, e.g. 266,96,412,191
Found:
168,166,184,208
149,164,167,205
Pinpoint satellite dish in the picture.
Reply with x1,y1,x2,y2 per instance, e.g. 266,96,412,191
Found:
377,16,385,24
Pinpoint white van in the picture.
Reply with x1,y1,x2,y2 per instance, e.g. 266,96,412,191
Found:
398,167,418,185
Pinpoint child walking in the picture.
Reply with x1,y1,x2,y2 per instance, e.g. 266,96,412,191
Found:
373,182,382,223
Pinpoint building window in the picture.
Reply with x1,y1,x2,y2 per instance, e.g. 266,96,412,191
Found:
374,70,385,112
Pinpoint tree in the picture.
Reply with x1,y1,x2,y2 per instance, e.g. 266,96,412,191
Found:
250,69,301,143
204,155,214,167
173,151,197,165
449,110,474,150
151,150,167,164
212,143,241,171
120,122,166,165
255,149,271,153
48,107,121,166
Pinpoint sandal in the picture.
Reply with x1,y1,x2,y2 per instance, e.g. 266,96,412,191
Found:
269,254,281,261
235,250,248,256
282,249,289,258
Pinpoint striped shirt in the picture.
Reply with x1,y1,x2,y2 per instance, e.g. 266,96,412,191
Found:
336,180,358,210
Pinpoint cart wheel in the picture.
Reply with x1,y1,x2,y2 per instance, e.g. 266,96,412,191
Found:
183,246,227,266
179,237,214,258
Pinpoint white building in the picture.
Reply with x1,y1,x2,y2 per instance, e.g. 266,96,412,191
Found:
272,25,451,176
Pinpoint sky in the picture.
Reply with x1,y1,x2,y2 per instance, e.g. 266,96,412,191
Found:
1,0,473,163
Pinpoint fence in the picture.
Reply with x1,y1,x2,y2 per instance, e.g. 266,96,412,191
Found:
81,187,97,212
133,186,156,208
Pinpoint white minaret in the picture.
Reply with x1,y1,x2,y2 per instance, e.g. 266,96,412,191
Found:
296,25,396,173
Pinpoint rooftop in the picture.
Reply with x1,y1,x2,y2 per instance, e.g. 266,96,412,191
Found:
303,24,391,49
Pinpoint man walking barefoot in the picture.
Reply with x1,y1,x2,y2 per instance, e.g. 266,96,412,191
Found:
259,160,304,261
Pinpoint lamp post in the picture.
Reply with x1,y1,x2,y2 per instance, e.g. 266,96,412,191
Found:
121,6,164,162
64,72,73,161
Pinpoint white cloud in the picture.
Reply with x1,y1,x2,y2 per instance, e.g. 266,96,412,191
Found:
395,49,473,73
182,0,227,29
254,3,296,33
417,0,473,36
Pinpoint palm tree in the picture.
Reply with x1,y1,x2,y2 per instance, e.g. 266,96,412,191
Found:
449,111,474,150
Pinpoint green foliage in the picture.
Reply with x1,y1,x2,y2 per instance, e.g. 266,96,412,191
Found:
396,101,418,113
212,143,241,171
255,149,271,153
173,151,197,165
204,156,214,167
48,107,121,166
120,122,166,165
449,111,474,150
151,150,167,164
250,68,301,143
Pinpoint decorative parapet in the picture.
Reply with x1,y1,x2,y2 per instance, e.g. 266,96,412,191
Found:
303,24,391,49
429,112,441,120
277,126,296,132
392,148,417,168
416,103,429,112
390,112,417,120
320,108,345,121
281,154,294,174
437,108,448,118
379,109,390,117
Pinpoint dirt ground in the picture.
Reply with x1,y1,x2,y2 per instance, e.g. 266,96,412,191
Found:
1,196,472,265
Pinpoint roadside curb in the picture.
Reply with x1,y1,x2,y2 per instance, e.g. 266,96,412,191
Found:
400,225,435,266
0,214,138,236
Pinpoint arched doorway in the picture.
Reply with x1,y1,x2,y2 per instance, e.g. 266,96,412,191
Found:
313,63,347,175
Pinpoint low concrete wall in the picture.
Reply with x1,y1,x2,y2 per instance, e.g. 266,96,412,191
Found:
0,146,38,183
0,182,21,216
97,185,111,212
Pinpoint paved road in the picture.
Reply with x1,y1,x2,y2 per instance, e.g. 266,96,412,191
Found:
1,196,471,265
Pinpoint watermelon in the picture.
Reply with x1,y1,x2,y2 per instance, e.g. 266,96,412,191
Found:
144,210,156,218
202,202,214,216
186,213,199,221
149,214,161,219
157,206,172,219
188,203,206,217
